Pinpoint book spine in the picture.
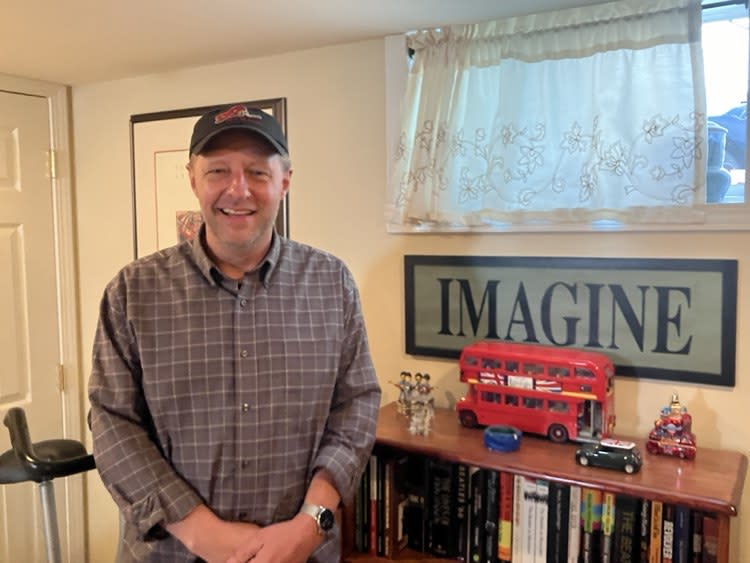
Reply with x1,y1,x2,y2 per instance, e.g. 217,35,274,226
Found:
546,481,570,563
601,492,616,563
369,454,377,555
640,498,651,563
470,467,488,563
673,506,690,563
484,470,500,563
567,485,582,563
521,476,537,563
534,479,550,563
649,500,663,563
580,487,602,563
377,455,385,556
428,458,454,557
384,458,392,557
662,503,676,563
354,468,364,552
613,494,639,563
498,471,514,563
690,509,703,563
512,474,525,563
455,463,469,559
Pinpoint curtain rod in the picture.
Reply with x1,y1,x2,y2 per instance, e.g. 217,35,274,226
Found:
702,0,747,9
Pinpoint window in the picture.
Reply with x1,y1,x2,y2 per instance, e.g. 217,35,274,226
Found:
702,1,748,204
575,367,595,379
384,0,750,232
549,365,570,378
505,394,519,406
505,360,519,373
523,397,544,409
549,400,569,413
522,362,545,375
481,391,501,403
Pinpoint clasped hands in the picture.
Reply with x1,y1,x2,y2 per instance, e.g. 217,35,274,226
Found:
169,505,322,563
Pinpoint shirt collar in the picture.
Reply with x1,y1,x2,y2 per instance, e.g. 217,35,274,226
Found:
189,225,280,289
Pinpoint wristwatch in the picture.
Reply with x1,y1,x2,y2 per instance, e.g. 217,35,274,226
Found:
299,503,335,535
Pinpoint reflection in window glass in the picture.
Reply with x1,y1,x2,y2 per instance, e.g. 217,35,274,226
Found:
549,365,570,378
505,395,519,406
549,400,569,413
703,4,748,204
575,367,595,379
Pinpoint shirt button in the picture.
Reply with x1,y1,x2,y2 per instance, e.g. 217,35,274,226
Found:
240,349,248,358
242,403,250,412
240,298,248,307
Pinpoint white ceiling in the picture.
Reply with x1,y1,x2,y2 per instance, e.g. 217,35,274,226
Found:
1,0,611,86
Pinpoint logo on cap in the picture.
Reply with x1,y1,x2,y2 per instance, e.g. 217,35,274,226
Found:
214,104,262,124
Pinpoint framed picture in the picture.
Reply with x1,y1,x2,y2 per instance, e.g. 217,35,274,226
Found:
405,254,738,387
130,97,289,258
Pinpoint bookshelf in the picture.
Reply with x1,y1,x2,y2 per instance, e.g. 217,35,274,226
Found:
343,402,747,563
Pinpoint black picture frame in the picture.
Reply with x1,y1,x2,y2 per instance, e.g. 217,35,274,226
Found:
405,254,738,387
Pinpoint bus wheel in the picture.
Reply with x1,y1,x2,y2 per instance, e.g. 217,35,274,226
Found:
548,424,568,443
459,410,478,428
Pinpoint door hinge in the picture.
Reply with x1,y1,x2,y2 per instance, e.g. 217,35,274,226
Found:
57,364,65,392
47,149,57,180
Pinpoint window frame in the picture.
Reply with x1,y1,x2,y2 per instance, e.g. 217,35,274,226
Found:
384,3,750,233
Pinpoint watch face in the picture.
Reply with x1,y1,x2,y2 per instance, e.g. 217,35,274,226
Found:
318,508,335,531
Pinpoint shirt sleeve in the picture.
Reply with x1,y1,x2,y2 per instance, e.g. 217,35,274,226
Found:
88,274,203,541
311,267,382,505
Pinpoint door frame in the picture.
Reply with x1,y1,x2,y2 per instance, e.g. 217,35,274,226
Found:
0,73,86,561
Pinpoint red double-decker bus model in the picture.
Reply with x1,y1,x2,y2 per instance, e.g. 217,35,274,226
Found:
456,340,616,443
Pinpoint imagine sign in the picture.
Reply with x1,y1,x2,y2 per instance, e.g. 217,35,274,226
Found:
405,255,737,387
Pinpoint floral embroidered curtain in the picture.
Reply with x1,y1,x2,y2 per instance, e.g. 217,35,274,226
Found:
387,0,707,232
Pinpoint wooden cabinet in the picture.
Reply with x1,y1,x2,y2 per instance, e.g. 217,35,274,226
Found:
343,402,747,563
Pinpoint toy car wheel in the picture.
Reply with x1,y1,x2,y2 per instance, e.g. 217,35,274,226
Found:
547,424,568,444
459,410,478,428
624,463,635,474
578,455,589,466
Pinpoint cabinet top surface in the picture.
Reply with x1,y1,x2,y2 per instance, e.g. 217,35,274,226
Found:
375,402,747,516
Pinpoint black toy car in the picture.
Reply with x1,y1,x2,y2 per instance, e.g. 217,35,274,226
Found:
575,438,643,474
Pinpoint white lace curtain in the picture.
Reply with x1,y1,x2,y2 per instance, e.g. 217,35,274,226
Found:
387,0,707,232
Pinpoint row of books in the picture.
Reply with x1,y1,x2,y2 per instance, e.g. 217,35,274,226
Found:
351,452,722,563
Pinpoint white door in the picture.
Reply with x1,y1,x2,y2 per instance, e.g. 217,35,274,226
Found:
0,90,68,561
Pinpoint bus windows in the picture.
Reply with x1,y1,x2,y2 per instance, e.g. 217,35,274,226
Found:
579,384,593,393
523,397,544,409
575,367,595,378
549,365,570,378
549,400,569,413
523,362,544,375
505,360,519,373
505,394,519,407
464,355,479,366
482,358,501,369
481,391,500,403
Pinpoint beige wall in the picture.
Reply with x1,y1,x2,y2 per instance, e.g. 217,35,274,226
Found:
72,39,749,561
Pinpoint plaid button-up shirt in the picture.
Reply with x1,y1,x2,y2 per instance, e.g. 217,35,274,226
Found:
89,230,381,562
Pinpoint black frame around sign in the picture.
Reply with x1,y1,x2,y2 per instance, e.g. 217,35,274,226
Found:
405,255,738,387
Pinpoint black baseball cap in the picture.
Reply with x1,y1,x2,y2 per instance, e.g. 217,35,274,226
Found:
189,103,288,156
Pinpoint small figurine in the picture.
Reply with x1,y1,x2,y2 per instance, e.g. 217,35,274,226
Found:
389,371,414,415
646,392,697,460
408,372,435,436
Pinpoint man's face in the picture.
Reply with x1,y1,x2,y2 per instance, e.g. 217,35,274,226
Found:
188,130,290,261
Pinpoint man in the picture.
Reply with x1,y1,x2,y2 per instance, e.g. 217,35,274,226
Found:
89,103,381,562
